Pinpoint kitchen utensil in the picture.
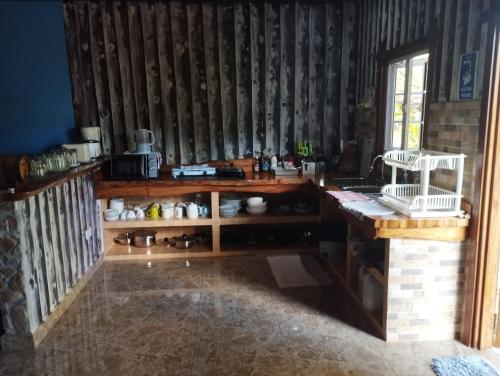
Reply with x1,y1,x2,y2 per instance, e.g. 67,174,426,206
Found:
119,211,127,221
175,202,185,219
134,129,155,153
161,203,174,219
186,202,202,219
109,198,125,213
132,230,157,247
293,203,314,214
103,209,119,221
146,203,160,220
199,203,210,218
134,207,145,219
219,204,238,217
114,232,132,245
29,156,47,179
246,204,267,215
126,210,136,220
166,234,196,249
80,126,101,142
247,197,264,206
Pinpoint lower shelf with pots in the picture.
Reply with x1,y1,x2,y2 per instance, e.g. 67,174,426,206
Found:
100,190,322,260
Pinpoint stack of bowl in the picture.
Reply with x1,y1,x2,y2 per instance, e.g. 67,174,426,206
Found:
246,197,267,215
103,209,119,221
219,204,238,218
220,196,243,212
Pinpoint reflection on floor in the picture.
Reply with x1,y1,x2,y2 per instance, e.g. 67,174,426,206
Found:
1,255,499,376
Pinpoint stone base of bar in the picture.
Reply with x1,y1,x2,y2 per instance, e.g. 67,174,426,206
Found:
386,238,467,342
1,257,103,352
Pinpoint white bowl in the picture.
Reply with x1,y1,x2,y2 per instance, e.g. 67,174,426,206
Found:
247,202,267,209
246,205,267,215
104,209,120,221
109,199,124,213
220,204,238,217
247,197,264,206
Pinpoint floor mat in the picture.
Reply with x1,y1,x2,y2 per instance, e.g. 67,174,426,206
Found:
432,356,500,376
267,255,332,288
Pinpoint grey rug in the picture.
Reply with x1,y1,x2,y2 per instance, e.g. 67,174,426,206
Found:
267,255,332,288
432,356,500,376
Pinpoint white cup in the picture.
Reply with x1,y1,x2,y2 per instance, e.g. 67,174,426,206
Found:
175,204,185,220
161,203,174,219
119,211,127,221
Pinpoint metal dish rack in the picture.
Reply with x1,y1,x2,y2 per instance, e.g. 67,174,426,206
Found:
379,150,466,218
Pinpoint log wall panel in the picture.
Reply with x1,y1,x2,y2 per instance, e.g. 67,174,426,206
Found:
4,172,103,336
354,0,490,104
63,1,352,163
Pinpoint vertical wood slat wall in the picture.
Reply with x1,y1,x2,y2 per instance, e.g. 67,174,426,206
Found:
15,173,102,332
355,0,491,104
63,1,359,164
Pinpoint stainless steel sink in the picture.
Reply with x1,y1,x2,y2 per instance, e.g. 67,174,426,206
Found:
327,177,383,194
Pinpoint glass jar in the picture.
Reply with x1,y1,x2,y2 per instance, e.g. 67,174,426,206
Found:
30,156,47,179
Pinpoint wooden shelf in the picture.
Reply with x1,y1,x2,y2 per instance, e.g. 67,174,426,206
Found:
102,217,214,229
219,212,320,225
326,257,347,281
221,243,318,254
105,241,214,260
349,250,386,287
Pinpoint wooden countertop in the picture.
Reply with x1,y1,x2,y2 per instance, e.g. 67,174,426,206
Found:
1,159,106,201
96,171,318,197
97,170,469,241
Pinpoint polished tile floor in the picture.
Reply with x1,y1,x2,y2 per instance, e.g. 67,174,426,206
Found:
1,255,500,375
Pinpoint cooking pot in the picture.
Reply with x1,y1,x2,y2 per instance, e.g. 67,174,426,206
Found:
132,230,157,248
114,232,132,245
166,234,197,249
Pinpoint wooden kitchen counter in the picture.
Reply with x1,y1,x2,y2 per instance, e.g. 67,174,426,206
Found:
96,171,315,197
1,159,106,201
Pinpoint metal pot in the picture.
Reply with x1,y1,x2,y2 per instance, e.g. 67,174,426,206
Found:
166,234,197,249
114,232,132,245
132,230,157,248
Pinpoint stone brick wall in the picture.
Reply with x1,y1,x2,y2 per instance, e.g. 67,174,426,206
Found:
353,100,480,202
427,100,481,202
0,201,29,340
386,238,466,342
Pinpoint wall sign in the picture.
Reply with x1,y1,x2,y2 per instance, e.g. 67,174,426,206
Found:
458,52,478,100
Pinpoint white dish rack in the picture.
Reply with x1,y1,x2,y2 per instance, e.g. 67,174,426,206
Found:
379,150,466,218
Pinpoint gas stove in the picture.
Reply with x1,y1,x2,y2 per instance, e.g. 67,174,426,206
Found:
171,164,216,178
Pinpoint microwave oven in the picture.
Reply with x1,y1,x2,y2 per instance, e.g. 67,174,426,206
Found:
109,153,161,180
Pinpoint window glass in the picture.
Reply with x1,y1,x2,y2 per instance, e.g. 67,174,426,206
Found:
385,52,428,150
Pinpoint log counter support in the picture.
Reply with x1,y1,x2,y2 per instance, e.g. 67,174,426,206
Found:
0,162,104,350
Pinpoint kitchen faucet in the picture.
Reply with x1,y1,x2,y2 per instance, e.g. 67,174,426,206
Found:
368,154,384,184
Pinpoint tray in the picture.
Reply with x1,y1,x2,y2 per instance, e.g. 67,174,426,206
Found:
382,150,465,171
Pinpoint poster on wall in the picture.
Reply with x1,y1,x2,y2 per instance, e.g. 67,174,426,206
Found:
458,52,478,100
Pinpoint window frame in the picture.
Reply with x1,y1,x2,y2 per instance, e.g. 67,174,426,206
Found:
384,52,429,151
375,37,433,155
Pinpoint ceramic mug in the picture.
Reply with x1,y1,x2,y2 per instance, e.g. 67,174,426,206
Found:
146,204,159,220
175,203,185,220
186,203,202,220
161,203,174,219
135,207,145,219
199,204,210,218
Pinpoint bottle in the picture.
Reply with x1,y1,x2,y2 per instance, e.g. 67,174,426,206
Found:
271,155,278,169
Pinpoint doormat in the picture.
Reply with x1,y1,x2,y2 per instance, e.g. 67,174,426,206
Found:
431,356,500,376
267,255,332,288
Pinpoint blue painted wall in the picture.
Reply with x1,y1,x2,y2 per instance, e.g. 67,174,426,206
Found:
0,1,75,155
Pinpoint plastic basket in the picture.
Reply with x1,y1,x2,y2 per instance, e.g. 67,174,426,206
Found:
380,184,462,217
382,150,465,171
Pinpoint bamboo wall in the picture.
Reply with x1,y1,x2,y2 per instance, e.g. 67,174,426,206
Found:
355,0,492,103
0,172,102,348
62,1,359,164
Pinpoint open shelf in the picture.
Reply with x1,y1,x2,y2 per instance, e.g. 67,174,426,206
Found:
219,212,320,225
221,242,318,254
349,251,386,287
105,240,214,260
103,217,214,229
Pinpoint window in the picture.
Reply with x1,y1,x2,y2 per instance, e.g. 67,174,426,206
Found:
385,52,429,150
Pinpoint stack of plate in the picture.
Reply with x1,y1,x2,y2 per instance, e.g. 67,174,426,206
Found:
220,196,243,212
